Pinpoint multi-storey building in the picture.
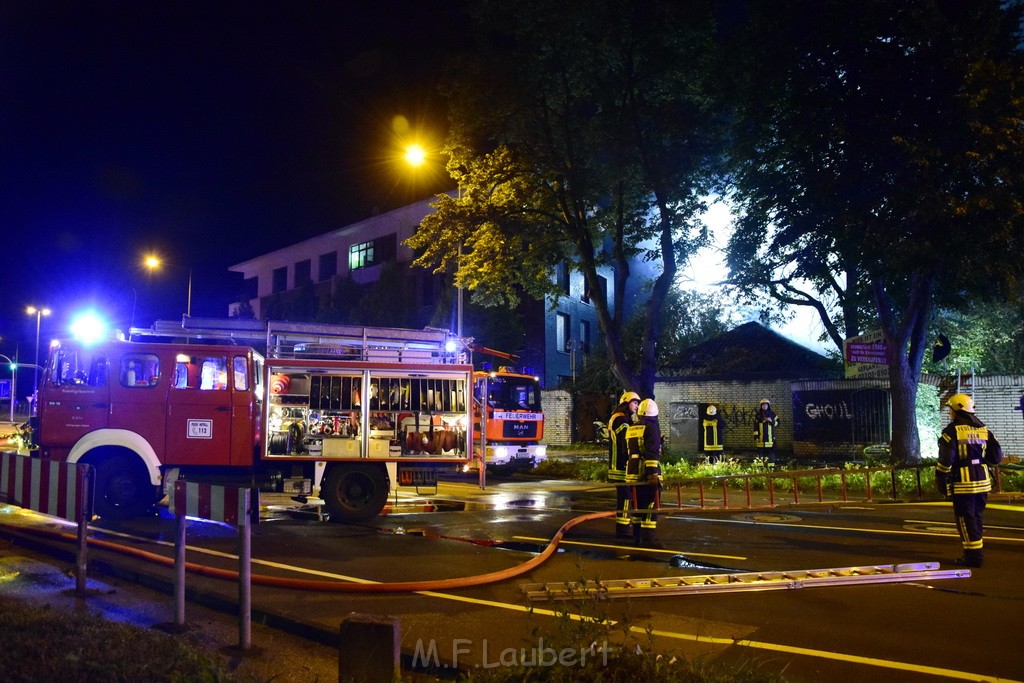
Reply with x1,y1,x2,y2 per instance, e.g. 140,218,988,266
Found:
229,197,655,387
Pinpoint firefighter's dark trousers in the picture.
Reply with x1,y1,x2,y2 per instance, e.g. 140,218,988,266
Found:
952,492,987,563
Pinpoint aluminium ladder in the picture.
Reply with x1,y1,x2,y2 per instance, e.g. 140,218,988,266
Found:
521,562,970,601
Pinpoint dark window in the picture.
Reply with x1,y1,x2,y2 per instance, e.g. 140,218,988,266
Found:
319,251,337,281
272,267,287,293
294,259,311,287
580,320,591,354
597,275,608,307
421,272,435,306
556,263,570,296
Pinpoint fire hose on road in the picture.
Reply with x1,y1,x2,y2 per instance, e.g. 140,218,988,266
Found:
0,509,616,593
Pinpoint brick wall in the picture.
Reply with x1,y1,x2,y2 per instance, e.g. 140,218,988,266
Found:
541,389,574,446
543,376,1024,458
653,379,794,454
942,376,1024,459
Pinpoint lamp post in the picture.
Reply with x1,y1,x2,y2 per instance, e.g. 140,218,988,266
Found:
0,353,17,423
26,305,50,410
404,144,463,338
145,255,193,317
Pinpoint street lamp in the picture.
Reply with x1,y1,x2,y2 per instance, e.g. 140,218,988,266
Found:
403,144,463,338
145,255,193,317
26,305,50,409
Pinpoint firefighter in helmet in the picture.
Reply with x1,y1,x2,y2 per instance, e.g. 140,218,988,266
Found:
753,398,779,463
702,404,725,463
936,393,1002,567
608,391,641,539
625,398,663,548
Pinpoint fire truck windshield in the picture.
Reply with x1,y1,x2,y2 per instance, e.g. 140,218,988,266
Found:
483,375,541,411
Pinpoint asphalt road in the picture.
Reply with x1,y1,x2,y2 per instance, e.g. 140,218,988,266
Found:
1,474,1022,682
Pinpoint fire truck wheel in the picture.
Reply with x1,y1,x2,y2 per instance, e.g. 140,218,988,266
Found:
93,454,153,520
321,464,389,523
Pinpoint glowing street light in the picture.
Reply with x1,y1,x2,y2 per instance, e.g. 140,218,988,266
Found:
404,143,426,167
26,305,51,410
403,143,463,338
145,255,193,317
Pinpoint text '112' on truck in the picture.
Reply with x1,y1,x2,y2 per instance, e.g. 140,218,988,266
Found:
31,318,546,521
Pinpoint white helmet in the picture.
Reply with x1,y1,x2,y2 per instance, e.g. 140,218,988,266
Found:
619,391,641,405
638,398,659,417
706,405,717,416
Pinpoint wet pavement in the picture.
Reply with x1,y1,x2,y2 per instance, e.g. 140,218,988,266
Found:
2,475,1024,682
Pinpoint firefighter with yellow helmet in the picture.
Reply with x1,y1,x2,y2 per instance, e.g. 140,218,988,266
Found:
624,398,663,548
753,398,779,463
936,393,1003,567
608,391,640,539
702,404,725,463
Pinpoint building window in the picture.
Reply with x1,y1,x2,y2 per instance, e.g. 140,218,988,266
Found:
421,272,435,307
597,274,608,308
349,233,397,271
556,263,570,296
556,312,570,353
319,251,337,281
272,267,287,293
581,276,590,304
294,259,311,287
580,320,591,354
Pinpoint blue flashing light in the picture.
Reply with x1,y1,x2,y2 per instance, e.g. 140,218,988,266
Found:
445,339,458,353
70,311,108,345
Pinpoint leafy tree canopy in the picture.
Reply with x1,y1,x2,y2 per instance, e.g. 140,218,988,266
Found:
406,0,726,396
722,0,1024,461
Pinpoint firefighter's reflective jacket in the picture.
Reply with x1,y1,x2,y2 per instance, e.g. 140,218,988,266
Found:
754,408,778,448
607,405,632,483
625,416,662,483
702,416,724,453
937,416,1003,495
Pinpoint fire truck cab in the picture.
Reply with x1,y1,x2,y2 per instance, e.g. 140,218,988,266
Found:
39,339,262,519
472,366,546,468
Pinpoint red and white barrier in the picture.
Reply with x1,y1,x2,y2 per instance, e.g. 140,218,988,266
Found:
0,452,90,523
170,480,250,526
0,452,92,594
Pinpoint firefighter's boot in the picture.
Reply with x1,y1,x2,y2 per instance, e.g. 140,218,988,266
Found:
615,523,633,540
954,549,983,568
639,528,663,550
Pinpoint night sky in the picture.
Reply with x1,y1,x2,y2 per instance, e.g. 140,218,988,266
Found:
0,1,467,365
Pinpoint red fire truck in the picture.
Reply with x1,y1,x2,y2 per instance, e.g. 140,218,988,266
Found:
35,318,476,521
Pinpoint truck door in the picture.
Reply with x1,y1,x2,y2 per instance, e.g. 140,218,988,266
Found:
108,351,167,457
38,344,111,449
165,352,233,466
228,352,257,466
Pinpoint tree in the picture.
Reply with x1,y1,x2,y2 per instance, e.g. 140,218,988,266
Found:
406,0,724,397
573,287,734,393
723,0,1024,462
928,297,1024,374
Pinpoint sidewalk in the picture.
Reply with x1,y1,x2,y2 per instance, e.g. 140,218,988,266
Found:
0,535,340,682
